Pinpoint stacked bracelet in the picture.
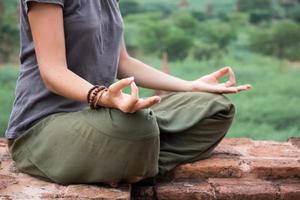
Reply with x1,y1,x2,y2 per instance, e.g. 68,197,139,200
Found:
87,85,107,109
93,88,108,109
87,85,99,103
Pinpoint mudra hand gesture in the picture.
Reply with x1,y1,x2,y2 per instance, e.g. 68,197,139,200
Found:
99,77,161,113
191,66,251,94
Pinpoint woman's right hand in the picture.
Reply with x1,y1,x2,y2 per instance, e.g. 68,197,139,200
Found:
98,77,161,113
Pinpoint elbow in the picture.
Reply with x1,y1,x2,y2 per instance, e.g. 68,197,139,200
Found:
41,73,56,93
39,68,61,94
119,53,131,66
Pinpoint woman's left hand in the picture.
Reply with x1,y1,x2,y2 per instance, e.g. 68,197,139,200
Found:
190,66,252,94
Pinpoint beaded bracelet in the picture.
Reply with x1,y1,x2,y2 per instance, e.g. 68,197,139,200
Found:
88,86,106,108
88,86,101,105
87,85,107,109
87,85,100,103
92,88,108,109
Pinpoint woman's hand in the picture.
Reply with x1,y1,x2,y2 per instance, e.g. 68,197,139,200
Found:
190,66,252,94
98,77,161,113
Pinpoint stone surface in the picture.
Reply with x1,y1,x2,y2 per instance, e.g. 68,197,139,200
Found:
1,137,300,199
156,181,214,200
209,178,278,200
288,137,300,148
0,138,130,200
278,179,300,200
165,137,300,181
171,157,243,179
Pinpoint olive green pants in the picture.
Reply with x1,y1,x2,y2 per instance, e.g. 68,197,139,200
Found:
8,92,235,185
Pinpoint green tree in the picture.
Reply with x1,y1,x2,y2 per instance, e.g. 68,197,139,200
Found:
138,20,194,61
197,20,237,49
249,20,300,60
119,0,140,16
171,11,198,36
237,0,273,12
0,1,5,15
0,15,19,62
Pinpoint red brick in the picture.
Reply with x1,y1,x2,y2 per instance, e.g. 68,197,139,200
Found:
42,184,130,199
0,175,17,190
156,181,214,200
248,142,300,158
1,137,300,199
278,179,300,200
172,157,243,179
209,178,277,200
0,138,7,147
212,144,245,157
288,137,300,148
219,138,253,146
246,158,300,179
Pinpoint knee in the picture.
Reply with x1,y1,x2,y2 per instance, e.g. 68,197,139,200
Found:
188,92,235,119
210,93,235,120
110,108,160,140
203,93,236,137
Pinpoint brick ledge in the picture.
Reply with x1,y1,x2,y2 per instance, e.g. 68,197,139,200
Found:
1,137,300,199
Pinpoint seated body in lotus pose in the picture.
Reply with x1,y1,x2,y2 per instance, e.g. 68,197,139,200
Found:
6,0,251,186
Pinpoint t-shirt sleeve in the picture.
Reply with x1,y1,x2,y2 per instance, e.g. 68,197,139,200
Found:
24,0,64,14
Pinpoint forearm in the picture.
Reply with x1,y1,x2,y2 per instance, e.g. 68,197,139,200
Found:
118,56,192,92
43,66,93,102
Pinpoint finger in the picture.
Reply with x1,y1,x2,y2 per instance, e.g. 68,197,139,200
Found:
133,96,161,111
131,82,139,99
109,77,134,94
211,66,229,79
126,82,139,112
236,84,252,92
208,85,238,94
225,67,236,87
219,87,239,94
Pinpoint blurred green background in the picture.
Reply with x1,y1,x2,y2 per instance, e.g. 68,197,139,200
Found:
1,0,300,140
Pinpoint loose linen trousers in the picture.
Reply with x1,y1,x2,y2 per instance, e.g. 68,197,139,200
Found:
8,92,235,185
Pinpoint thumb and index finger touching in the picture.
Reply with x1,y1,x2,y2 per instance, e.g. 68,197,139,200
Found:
109,77,161,111
213,66,252,92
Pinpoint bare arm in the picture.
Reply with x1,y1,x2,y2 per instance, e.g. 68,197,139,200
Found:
118,37,251,94
28,2,93,102
118,39,192,92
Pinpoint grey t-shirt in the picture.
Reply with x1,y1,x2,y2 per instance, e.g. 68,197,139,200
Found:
5,0,124,139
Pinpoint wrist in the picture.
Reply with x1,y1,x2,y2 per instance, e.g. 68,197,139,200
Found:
96,89,110,107
184,80,196,92
94,88,108,108
87,85,108,109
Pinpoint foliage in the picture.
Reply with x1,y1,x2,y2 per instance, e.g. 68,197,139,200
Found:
1,0,300,62
119,0,175,17
192,40,220,60
249,20,300,60
118,0,140,16
237,0,273,12
124,12,194,61
286,5,300,22
197,19,237,49
0,15,19,62
171,11,199,35
0,65,18,136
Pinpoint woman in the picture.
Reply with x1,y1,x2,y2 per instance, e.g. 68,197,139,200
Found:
6,0,251,186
